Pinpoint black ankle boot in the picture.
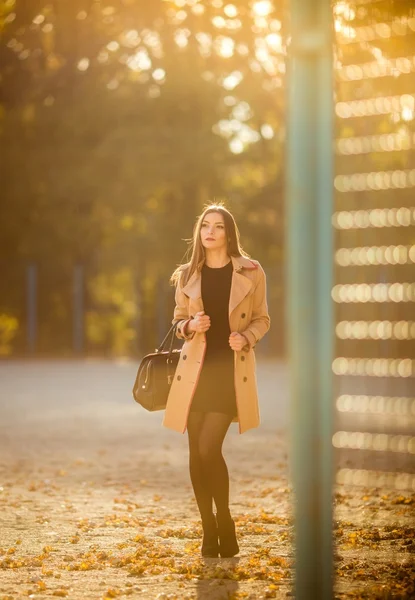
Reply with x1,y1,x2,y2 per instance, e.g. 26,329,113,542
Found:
217,514,239,558
201,517,219,558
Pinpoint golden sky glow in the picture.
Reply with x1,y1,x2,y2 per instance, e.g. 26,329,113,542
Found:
6,1,415,155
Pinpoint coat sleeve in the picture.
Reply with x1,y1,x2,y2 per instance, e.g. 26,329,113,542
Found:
172,273,195,341
241,264,270,350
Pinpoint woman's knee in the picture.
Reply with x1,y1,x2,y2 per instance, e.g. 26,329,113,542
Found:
199,442,221,465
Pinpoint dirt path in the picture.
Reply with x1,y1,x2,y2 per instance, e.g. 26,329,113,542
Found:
0,361,413,600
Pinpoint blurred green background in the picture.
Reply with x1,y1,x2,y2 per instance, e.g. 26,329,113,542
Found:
0,0,285,358
1,0,414,360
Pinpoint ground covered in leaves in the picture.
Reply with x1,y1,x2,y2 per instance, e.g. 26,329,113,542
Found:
0,360,413,599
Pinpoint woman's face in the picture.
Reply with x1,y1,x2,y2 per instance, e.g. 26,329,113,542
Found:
200,212,227,251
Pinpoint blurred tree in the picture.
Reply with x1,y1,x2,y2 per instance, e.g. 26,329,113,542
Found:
1,0,286,355
5,1,412,355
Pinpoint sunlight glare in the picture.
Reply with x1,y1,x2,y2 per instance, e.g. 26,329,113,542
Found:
261,124,274,139
196,32,212,57
215,36,234,58
253,1,273,17
236,43,249,56
266,33,282,52
202,70,215,81
254,17,268,30
192,4,205,15
223,71,243,90
102,6,116,16
230,119,243,133
402,107,414,121
122,30,140,48
142,30,161,49
212,16,226,28
230,138,244,154
224,96,237,106
224,4,238,18
174,29,190,48
270,19,281,31
5,12,16,24
239,125,260,143
175,10,187,22
216,120,233,137
232,101,252,121
33,14,45,25
107,41,120,52
255,47,270,63
77,58,90,71
127,50,152,71
226,18,242,29
98,51,109,64
107,79,119,90
152,68,166,82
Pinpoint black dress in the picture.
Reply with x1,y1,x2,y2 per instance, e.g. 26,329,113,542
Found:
190,260,237,416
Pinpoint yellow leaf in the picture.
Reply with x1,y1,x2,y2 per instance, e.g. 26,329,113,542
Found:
104,589,120,599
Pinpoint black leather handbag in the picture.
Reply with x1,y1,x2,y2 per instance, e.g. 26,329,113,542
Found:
132,322,181,411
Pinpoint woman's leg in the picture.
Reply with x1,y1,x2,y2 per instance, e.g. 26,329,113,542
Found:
187,411,215,527
187,411,238,557
187,411,220,557
197,412,233,521
197,412,239,558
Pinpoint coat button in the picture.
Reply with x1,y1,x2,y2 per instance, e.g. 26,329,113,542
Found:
177,375,181,381
183,355,187,360
241,313,246,318
243,376,247,382
241,356,245,361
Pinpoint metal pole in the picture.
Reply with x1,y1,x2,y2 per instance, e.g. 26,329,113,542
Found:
157,276,167,345
286,0,334,598
26,264,37,354
73,264,84,354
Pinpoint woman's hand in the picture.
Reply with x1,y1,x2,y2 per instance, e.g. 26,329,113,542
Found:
188,311,211,333
229,332,248,352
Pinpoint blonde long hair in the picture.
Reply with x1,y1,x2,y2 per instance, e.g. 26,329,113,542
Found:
170,203,250,287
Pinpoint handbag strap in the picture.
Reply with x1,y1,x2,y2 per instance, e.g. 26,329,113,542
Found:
157,321,179,354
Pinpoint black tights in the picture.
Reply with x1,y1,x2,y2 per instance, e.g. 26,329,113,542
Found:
187,411,233,526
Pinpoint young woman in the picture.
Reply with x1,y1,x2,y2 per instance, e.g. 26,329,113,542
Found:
163,204,270,558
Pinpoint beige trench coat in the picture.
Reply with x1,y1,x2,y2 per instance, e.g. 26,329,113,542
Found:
163,255,271,435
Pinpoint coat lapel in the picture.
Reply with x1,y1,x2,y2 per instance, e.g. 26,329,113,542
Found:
181,255,255,317
182,268,202,299
229,256,254,317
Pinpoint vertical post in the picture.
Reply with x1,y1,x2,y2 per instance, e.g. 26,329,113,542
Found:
262,268,272,356
134,271,142,355
26,264,37,354
286,1,334,599
157,276,167,345
73,264,84,354
316,5,334,597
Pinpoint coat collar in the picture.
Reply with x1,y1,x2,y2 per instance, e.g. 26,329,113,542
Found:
181,255,256,315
